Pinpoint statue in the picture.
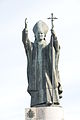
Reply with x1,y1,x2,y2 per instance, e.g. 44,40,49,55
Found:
22,14,63,107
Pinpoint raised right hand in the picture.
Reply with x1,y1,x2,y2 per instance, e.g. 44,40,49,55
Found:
25,18,28,33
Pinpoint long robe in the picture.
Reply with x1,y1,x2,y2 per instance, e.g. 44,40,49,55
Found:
22,30,62,107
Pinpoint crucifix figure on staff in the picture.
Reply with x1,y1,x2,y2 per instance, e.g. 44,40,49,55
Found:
22,13,63,107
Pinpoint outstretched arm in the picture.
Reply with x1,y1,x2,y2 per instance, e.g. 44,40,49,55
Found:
22,18,33,55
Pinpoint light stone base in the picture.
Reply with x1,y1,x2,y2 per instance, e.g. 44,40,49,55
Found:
25,106,64,120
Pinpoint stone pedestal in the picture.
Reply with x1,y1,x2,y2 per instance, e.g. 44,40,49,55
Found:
25,106,64,120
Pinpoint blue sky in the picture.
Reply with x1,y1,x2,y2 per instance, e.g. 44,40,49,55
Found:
0,0,80,120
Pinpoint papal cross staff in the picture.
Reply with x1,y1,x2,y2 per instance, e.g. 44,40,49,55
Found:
48,13,59,104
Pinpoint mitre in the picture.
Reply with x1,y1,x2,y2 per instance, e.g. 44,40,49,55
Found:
33,20,49,35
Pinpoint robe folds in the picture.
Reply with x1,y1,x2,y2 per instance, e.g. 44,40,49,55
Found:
22,30,62,107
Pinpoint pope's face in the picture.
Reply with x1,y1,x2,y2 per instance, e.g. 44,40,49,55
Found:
35,32,45,41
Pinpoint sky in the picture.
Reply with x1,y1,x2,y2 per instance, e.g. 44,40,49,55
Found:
0,0,80,120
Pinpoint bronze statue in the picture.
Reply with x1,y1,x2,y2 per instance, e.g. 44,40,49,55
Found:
22,14,63,107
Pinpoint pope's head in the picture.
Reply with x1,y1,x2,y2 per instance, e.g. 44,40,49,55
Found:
33,20,49,41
